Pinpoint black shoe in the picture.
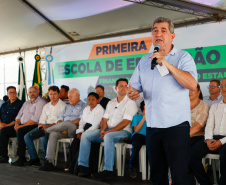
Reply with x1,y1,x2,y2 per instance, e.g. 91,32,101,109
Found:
92,170,114,181
39,160,54,171
26,158,40,166
129,167,137,178
0,156,9,163
78,166,91,177
122,137,132,144
31,130,45,140
11,157,27,167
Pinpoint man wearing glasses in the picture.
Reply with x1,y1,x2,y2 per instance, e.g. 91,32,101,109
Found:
190,78,226,185
204,79,222,107
0,86,24,163
95,85,110,109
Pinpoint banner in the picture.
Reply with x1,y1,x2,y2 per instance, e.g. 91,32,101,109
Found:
51,22,226,101
183,45,226,82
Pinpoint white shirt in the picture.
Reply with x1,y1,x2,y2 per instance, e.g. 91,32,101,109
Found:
205,100,226,144
76,104,104,134
103,95,138,133
39,99,66,125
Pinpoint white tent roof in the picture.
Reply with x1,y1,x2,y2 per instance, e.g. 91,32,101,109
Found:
1,0,226,54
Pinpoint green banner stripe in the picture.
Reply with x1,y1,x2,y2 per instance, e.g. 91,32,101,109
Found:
54,44,226,79
54,54,146,79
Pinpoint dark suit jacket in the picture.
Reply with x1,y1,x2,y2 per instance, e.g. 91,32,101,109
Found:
99,97,110,110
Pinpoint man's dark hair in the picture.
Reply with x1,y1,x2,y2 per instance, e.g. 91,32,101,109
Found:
210,79,220,86
3,95,9,102
48,86,60,93
88,92,99,100
115,78,128,86
140,101,145,112
7,86,16,92
152,17,174,33
197,84,203,100
95,85,105,92
61,85,70,92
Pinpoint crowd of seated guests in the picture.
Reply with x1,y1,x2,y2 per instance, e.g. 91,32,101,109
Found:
0,78,225,184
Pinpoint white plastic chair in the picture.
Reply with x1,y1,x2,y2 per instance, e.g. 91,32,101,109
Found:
204,154,220,185
54,138,73,166
122,144,150,180
98,142,124,176
8,137,17,157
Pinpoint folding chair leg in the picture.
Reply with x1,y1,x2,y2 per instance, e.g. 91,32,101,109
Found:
98,145,103,172
54,141,60,166
63,142,67,162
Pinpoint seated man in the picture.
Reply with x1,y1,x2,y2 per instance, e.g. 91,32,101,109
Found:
204,79,222,107
0,86,24,163
95,85,110,109
24,86,66,165
59,85,70,104
78,78,138,180
31,88,86,171
11,86,46,166
190,78,226,185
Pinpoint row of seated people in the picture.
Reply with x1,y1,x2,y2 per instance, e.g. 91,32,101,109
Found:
0,78,225,184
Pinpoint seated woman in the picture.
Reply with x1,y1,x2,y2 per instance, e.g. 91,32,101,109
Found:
65,92,104,174
189,84,209,145
188,83,209,184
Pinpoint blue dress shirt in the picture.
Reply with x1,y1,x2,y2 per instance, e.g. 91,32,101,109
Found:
0,99,23,124
130,47,197,128
57,100,87,122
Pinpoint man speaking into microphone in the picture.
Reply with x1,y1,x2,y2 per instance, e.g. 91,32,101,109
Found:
127,17,197,185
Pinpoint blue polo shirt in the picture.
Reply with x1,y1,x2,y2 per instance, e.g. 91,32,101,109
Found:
0,99,23,124
130,46,197,128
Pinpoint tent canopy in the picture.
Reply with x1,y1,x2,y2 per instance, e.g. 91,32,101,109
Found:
1,0,226,54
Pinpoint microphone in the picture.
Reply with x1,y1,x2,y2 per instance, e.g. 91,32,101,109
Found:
151,43,161,70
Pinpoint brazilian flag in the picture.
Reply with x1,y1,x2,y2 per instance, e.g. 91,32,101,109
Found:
32,54,42,96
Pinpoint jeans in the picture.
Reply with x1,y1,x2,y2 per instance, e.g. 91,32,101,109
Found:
146,121,190,185
24,127,50,159
78,129,131,171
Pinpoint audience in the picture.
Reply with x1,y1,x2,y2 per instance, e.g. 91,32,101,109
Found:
95,85,110,109
66,92,104,174
11,86,46,166
190,78,226,185
24,86,66,166
1,79,225,184
31,88,86,171
204,79,222,107
77,78,138,181
59,85,70,104
0,86,24,163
